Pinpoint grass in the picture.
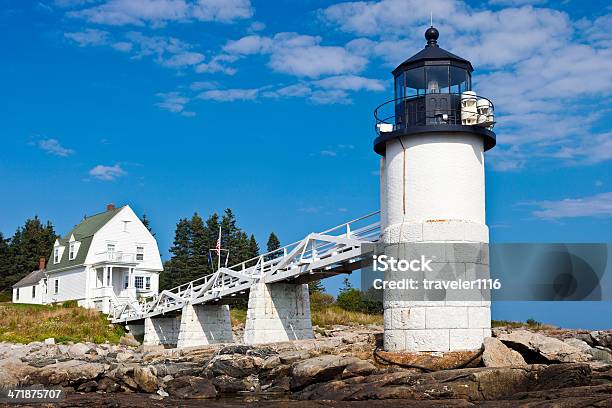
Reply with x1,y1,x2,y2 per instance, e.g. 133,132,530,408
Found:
229,304,383,328
230,308,247,326
492,318,550,330
311,305,383,327
0,302,125,344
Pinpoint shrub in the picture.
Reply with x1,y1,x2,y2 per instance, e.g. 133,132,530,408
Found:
336,288,364,312
310,292,334,310
62,300,78,308
526,318,542,327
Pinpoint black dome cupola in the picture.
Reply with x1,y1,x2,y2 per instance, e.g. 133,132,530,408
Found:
373,26,497,156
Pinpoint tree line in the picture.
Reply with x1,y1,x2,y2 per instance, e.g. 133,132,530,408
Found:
0,210,317,297
160,208,282,290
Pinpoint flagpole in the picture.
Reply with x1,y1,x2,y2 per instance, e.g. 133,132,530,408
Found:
217,226,222,271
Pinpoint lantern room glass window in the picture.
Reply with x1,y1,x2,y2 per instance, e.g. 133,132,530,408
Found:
394,64,472,101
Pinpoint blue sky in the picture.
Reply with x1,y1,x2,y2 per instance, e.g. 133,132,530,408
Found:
0,0,610,328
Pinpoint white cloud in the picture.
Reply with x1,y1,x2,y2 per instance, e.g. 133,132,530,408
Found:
224,32,367,78
89,164,127,181
313,75,385,91
161,51,205,68
37,139,75,157
261,83,312,98
248,21,266,33
197,88,259,102
528,192,612,219
64,28,109,46
309,89,351,105
67,0,253,27
156,92,195,116
111,41,133,52
489,0,547,5
190,80,219,90
195,54,238,75
320,150,337,157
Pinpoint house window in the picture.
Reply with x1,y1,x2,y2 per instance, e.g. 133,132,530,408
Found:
54,248,60,264
54,279,59,295
69,242,76,260
123,274,129,289
15,288,19,301
135,276,144,289
32,286,36,298
136,246,144,261
145,276,151,290
107,244,116,252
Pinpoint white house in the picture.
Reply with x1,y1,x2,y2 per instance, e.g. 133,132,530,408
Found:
12,204,163,314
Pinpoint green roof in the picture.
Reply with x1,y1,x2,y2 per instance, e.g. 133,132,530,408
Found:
46,206,123,273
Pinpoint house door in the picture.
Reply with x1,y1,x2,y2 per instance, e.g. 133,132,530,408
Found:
112,268,124,296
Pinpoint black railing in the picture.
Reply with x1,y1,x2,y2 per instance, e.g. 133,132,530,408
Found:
374,93,495,136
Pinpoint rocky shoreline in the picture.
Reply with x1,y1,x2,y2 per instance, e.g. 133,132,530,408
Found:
1,325,611,407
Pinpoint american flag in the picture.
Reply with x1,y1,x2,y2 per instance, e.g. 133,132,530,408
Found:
215,227,221,256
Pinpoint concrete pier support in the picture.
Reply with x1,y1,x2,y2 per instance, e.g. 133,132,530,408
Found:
176,303,233,348
244,281,314,344
143,315,180,345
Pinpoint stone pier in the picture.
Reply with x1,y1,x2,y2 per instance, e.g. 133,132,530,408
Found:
176,303,233,347
143,315,180,346
244,281,314,344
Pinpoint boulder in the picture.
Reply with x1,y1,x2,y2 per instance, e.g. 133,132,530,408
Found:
212,374,259,393
166,376,217,399
32,360,105,386
262,355,282,369
342,360,377,378
291,355,361,390
591,331,612,349
97,377,121,393
119,333,141,347
208,354,263,378
116,351,134,362
68,343,92,357
44,338,55,345
482,337,527,368
564,338,592,353
133,366,159,393
498,330,591,363
589,347,612,363
0,358,35,388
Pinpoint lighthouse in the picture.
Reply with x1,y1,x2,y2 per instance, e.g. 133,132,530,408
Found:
374,26,496,352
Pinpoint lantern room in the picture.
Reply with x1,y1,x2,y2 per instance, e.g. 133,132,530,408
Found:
393,26,472,99
374,26,496,155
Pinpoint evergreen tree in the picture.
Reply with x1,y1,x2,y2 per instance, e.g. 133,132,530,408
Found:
0,233,11,293
1,217,57,291
265,232,281,261
220,209,240,265
161,218,192,290
308,280,325,295
140,214,155,237
248,234,259,259
189,213,208,280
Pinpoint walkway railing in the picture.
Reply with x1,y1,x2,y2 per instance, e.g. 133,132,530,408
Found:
111,211,380,323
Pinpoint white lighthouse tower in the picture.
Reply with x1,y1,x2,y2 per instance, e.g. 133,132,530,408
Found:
374,26,496,352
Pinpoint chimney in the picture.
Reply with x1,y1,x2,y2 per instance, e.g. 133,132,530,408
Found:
39,257,46,271
106,203,116,212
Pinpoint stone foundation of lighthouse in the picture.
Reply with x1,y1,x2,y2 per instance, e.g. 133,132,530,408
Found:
380,132,491,352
